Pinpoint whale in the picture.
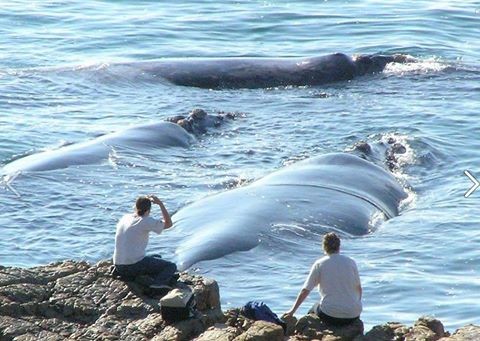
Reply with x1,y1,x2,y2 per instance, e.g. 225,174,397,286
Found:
1,109,233,175
171,152,407,271
126,53,414,89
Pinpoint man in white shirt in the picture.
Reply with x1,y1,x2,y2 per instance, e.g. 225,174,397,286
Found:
284,232,362,326
113,195,176,289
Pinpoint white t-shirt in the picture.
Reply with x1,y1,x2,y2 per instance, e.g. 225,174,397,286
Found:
113,213,164,265
303,253,362,318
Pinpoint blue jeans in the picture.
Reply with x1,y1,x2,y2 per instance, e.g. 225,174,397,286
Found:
115,255,177,285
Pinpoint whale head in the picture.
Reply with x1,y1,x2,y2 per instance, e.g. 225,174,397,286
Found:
355,55,395,75
167,108,232,135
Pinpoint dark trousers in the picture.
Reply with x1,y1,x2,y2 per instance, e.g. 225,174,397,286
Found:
309,303,359,327
114,255,177,285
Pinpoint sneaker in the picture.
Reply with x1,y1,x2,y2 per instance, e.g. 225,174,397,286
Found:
149,284,172,297
149,284,172,290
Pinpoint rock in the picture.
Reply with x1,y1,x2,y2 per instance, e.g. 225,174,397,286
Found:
361,322,408,341
2,260,480,341
115,296,158,318
133,313,164,337
414,316,446,339
234,320,284,341
405,325,437,341
295,313,326,337
0,260,224,340
282,313,298,336
152,318,205,341
175,317,210,340
194,324,241,340
224,308,254,332
295,313,363,341
439,324,480,340
182,274,221,311
199,307,226,327
0,316,79,340
0,283,51,304
0,260,89,286
394,316,446,341
152,325,184,341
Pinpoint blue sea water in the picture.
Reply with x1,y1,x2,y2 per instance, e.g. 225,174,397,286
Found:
1,0,479,331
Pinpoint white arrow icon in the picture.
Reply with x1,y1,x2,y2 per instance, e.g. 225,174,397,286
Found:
464,170,479,198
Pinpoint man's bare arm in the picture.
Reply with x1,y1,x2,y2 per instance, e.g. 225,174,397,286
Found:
284,288,310,317
149,195,173,229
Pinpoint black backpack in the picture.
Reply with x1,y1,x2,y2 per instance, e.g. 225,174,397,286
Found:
160,288,196,323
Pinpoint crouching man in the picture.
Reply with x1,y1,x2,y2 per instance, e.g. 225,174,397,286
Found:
284,232,362,326
113,195,177,289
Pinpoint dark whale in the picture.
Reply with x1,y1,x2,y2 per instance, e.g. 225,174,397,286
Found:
1,109,233,175
171,152,407,270
132,53,413,89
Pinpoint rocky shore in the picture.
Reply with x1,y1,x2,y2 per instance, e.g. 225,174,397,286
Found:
0,260,478,341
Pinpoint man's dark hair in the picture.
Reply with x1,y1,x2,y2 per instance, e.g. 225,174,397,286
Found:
135,196,151,216
323,232,340,254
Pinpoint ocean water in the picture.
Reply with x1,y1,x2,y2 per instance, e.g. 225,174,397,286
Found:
1,0,480,331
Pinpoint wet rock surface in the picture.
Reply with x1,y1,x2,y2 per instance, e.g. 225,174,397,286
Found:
1,261,479,340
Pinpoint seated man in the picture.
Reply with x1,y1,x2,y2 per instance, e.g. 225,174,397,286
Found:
284,232,362,326
113,195,176,289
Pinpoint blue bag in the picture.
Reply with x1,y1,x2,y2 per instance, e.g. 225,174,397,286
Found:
241,300,287,334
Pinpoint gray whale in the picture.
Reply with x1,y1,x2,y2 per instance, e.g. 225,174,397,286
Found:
171,152,407,270
131,53,413,89
1,109,233,175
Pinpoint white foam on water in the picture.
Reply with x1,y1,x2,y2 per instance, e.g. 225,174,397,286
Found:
380,133,418,211
73,61,111,71
399,185,416,212
381,133,416,170
384,58,448,75
368,210,387,232
108,147,119,169
0,171,21,197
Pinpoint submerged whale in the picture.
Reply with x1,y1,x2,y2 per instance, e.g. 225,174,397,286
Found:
1,109,233,175
171,152,407,270
129,53,413,89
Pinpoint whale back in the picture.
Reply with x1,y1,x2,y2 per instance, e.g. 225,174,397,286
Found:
102,121,195,148
141,58,300,88
1,121,195,175
137,54,359,89
171,153,407,270
256,153,406,218
303,53,357,83
1,141,109,174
